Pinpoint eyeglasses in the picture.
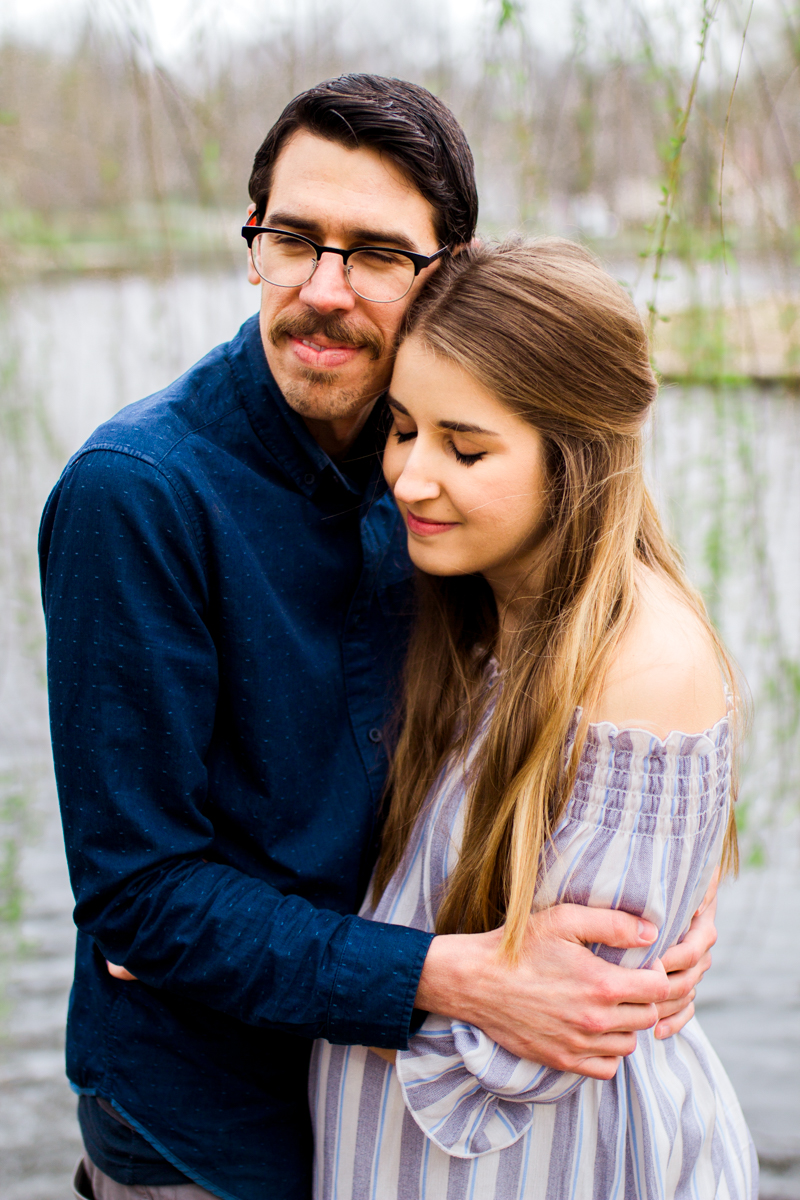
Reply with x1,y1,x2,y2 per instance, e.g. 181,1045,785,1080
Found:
241,222,449,304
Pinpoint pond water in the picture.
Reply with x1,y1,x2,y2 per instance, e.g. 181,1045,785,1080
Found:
0,271,798,1199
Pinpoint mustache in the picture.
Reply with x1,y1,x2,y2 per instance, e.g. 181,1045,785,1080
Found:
268,311,385,361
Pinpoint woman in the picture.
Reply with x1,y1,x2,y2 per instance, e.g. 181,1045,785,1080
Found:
310,239,756,1199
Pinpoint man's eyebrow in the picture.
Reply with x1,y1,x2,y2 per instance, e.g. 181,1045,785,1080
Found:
348,227,419,252
387,396,500,437
264,212,420,252
264,211,324,237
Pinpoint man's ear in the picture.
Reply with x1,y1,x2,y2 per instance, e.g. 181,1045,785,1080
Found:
245,203,261,287
449,240,478,259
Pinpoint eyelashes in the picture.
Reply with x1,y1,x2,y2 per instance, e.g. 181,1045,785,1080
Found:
392,428,486,467
452,447,486,467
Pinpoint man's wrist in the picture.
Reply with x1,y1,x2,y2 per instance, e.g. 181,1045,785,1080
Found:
415,930,499,1022
327,917,434,1047
415,935,454,1014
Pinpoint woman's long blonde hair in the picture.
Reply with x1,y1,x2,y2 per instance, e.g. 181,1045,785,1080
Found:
372,238,739,960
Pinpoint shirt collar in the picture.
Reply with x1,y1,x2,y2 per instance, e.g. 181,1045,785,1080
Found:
227,314,386,501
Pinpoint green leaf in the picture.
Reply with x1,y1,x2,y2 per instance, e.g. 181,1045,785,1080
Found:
497,0,522,30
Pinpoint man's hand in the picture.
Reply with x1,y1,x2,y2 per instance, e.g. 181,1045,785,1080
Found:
368,1046,397,1064
107,961,136,981
654,866,718,1039
416,905,669,1081
109,872,719,1059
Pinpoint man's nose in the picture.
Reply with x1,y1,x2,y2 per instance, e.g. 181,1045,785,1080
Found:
298,252,356,314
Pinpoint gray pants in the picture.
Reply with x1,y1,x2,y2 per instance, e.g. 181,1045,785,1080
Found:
74,1155,221,1200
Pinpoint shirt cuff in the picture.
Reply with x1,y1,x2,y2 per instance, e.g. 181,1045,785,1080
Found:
325,915,434,1049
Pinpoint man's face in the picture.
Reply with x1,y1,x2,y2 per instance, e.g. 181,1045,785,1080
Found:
249,130,442,426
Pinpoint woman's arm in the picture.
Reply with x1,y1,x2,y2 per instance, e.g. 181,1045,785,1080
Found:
393,595,732,1158
656,866,718,1037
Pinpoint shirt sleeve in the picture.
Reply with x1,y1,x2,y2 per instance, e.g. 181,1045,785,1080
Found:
39,448,432,1048
394,719,732,1156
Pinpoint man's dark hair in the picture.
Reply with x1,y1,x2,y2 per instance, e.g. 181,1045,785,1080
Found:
248,74,478,248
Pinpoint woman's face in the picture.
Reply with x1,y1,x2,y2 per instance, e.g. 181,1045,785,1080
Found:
383,336,549,600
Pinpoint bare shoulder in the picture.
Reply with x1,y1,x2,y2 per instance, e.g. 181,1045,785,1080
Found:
587,566,727,739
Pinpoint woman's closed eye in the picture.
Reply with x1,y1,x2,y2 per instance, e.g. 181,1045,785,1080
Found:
391,420,487,466
393,427,417,444
451,443,486,466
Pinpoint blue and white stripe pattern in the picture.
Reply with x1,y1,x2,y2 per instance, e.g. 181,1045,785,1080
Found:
310,710,757,1199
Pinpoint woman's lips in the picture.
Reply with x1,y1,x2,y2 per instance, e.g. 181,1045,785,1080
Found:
405,510,459,536
289,335,360,370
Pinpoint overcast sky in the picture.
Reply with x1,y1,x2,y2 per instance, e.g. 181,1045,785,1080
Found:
0,0,768,75
1,0,500,59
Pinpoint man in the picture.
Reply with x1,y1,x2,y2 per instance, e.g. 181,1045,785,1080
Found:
40,76,716,1200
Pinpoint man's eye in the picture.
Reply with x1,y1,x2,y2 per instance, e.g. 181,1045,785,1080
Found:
359,249,406,267
393,429,416,444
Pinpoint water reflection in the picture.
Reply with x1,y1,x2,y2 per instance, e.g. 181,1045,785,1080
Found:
0,272,798,1197
652,383,800,864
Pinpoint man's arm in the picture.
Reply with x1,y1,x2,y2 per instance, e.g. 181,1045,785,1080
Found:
41,448,432,1048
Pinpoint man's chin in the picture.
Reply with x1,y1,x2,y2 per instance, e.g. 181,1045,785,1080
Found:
297,366,341,388
265,332,391,421
281,376,380,423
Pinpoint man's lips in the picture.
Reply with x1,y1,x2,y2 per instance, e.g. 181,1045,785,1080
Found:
405,510,460,536
288,334,361,370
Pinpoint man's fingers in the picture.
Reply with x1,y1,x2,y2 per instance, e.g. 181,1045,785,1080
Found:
543,904,658,952
658,964,699,1006
661,938,713,981
654,989,696,1022
696,865,720,916
106,961,137,981
676,950,711,991
481,1022,639,1069
662,880,718,977
595,999,661,1034
661,939,697,975
655,887,715,1043
661,920,716,975
655,1000,695,1041
594,960,670,1010
368,1047,397,1065
574,1055,623,1081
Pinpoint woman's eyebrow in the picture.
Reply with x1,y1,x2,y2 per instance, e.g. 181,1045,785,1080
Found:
387,396,499,437
438,419,500,436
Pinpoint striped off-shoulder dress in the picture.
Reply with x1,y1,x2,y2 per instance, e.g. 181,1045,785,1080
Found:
310,707,757,1199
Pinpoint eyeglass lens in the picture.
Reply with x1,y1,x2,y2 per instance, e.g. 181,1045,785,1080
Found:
250,232,417,303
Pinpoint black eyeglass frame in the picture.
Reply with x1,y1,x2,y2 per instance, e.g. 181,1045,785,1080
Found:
241,224,450,301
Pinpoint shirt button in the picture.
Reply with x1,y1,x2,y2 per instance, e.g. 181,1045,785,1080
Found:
304,473,316,486
368,728,383,744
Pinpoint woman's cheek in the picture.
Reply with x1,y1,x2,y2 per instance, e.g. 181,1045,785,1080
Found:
464,481,515,525
382,443,402,490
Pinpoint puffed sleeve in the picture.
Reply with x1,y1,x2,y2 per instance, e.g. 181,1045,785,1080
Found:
394,716,732,1157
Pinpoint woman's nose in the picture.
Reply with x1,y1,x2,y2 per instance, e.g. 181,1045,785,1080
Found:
298,252,356,314
392,450,442,505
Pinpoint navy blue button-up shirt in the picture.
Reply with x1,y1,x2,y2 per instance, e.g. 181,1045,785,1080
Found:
39,315,434,1200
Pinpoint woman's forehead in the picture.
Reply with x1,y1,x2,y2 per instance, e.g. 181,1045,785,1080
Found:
390,338,526,435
